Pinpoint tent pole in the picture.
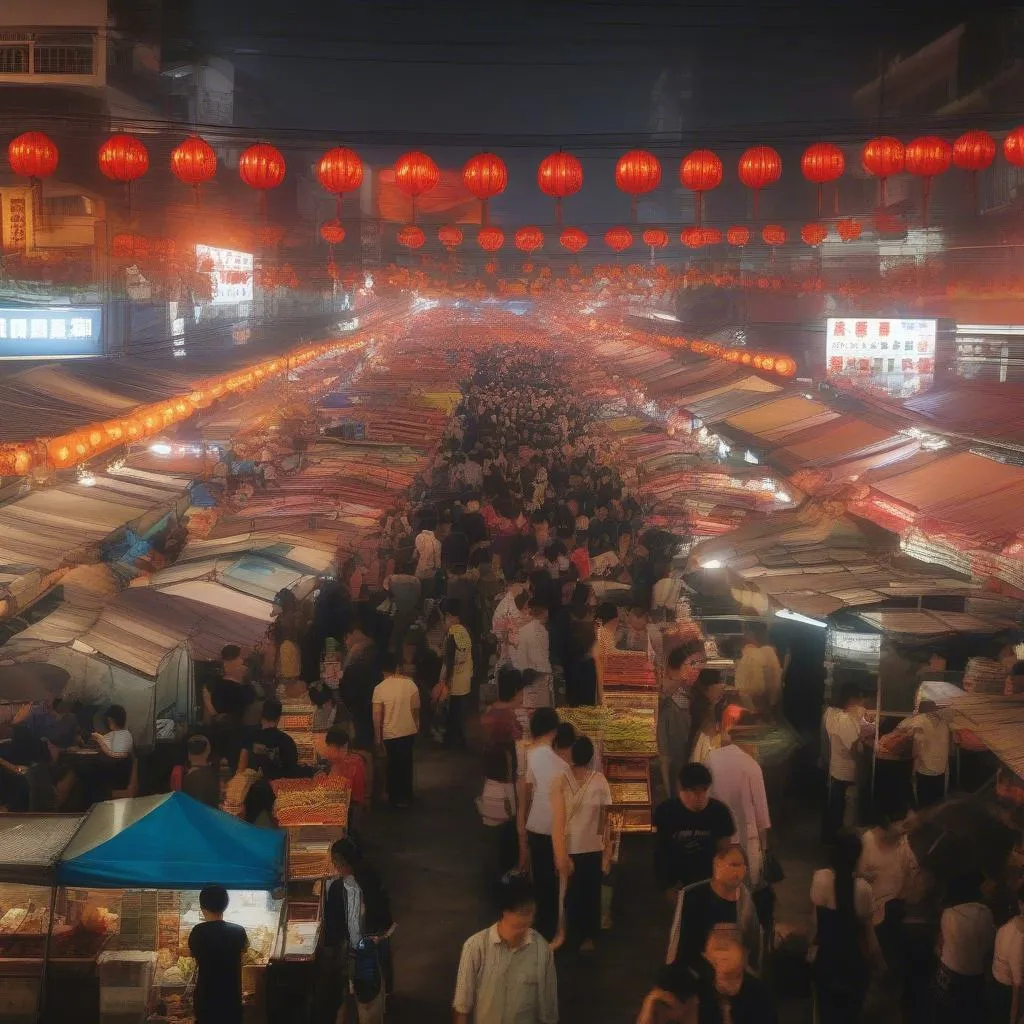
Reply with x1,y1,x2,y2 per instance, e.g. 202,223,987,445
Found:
871,668,881,808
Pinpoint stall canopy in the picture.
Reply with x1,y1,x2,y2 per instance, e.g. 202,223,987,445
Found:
0,814,86,884
178,532,336,576
904,385,1024,446
57,793,286,890
772,416,913,476
950,693,1024,779
721,395,840,445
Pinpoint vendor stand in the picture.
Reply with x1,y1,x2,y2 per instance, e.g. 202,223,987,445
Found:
47,792,285,1024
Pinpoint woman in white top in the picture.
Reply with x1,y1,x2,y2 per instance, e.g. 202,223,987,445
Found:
935,872,995,1023
992,883,1024,1024
551,735,612,953
857,815,906,971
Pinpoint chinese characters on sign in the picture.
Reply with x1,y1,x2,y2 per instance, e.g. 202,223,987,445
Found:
195,244,254,305
0,307,102,358
825,317,937,395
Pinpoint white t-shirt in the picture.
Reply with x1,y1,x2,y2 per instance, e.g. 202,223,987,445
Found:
810,868,873,919
824,707,862,783
940,902,995,976
372,674,420,740
992,918,1024,987
556,771,612,855
706,744,771,856
104,729,134,755
857,828,905,925
525,745,570,836
897,712,950,777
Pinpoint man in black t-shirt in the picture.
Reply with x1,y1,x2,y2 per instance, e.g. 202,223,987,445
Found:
188,886,248,1024
654,763,735,895
243,699,299,780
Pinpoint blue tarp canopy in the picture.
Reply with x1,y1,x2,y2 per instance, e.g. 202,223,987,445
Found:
188,482,217,508
56,793,285,890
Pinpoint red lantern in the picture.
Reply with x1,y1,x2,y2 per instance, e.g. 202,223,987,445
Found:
761,225,786,247
394,151,440,222
170,136,217,196
680,150,723,225
320,220,345,245
836,218,862,242
98,133,149,184
438,225,463,250
701,227,722,246
8,131,58,181
397,224,426,250
463,152,507,224
953,130,996,213
316,147,363,217
681,227,704,249
738,146,782,216
800,223,828,246
239,142,286,211
514,227,544,254
801,143,845,215
1004,126,1024,168
642,228,669,249
477,226,505,252
559,227,588,254
861,137,904,205
905,136,951,226
604,227,633,253
615,150,660,220
727,226,750,247
538,152,583,223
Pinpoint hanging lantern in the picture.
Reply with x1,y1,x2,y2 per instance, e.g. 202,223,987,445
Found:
394,151,439,223
701,227,722,246
680,150,723,225
905,136,952,227
775,356,798,378
438,225,463,250
537,151,583,224
239,142,286,190
514,226,544,255
836,217,862,242
761,224,786,247
170,136,217,199
1004,126,1024,167
861,137,904,206
800,142,845,215
463,152,508,224
320,220,345,245
559,227,588,254
615,150,661,220
738,146,782,217
727,226,750,247
397,225,425,249
316,147,364,216
642,228,669,249
953,130,996,212
98,133,149,183
604,227,633,253
800,223,828,246
477,226,505,252
8,131,58,182
681,227,704,249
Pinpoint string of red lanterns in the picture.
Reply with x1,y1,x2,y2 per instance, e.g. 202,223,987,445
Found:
615,150,661,221
537,151,583,225
604,226,634,253
680,150,723,226
477,226,505,252
904,135,952,227
800,143,845,216
170,136,217,201
559,227,588,254
463,152,507,225
738,146,782,217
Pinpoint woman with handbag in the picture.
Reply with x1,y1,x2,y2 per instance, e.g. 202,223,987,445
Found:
550,735,612,952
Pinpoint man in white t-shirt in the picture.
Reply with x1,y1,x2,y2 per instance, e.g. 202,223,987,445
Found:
894,699,950,809
517,707,569,942
822,685,864,840
373,653,421,808
992,884,1024,1022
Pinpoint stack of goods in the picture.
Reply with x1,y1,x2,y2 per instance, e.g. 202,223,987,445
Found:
271,775,351,828
601,708,658,756
278,701,317,765
602,651,658,692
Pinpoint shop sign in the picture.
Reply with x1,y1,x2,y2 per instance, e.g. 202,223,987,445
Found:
0,306,102,358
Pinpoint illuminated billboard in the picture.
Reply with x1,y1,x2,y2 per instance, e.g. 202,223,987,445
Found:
0,306,102,359
826,316,936,394
195,244,254,305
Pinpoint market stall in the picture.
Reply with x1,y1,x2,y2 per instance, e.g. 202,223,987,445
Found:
47,793,286,1024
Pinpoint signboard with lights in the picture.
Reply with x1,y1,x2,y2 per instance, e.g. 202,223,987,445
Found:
826,317,936,393
0,306,102,359
195,244,254,305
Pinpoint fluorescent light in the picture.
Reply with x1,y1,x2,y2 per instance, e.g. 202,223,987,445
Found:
149,443,172,456
776,491,792,503
776,608,827,628
700,558,723,569
743,450,759,464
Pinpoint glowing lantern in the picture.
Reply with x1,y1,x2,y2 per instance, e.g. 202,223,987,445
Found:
800,142,845,214
604,227,633,253
559,227,588,254
394,151,439,221
615,150,660,219
397,225,426,249
800,223,828,246
438,225,463,250
484,260,499,274
98,133,149,183
775,356,798,377
463,152,508,223
905,136,952,226
239,143,286,191
738,146,782,216
1004,126,1024,168
13,448,32,475
642,228,669,249
861,137,904,205
953,130,996,212
680,150,723,224
727,226,750,247
537,151,583,223
701,227,722,245
477,226,505,252
681,227,704,249
761,225,786,247
837,217,862,242
170,136,217,196
8,132,58,181
320,220,345,246
316,147,364,214
514,227,544,255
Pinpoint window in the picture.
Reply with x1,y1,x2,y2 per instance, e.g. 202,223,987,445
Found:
0,29,95,77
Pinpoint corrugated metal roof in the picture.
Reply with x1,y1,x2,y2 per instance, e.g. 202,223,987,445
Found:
724,395,840,442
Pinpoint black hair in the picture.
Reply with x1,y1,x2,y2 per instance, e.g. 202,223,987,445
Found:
696,667,723,690
106,704,127,729
595,602,618,625
187,735,210,757
444,598,463,619
221,644,242,661
837,683,861,708
244,779,276,824
667,640,705,671
325,726,350,749
331,837,362,870
497,666,524,703
495,871,536,915
554,722,577,750
528,597,548,614
262,699,282,722
199,885,229,915
380,651,399,673
746,622,770,644
529,707,559,739
571,736,594,767
678,762,713,790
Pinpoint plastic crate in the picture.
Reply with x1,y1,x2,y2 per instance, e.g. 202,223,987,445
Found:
97,950,156,1018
